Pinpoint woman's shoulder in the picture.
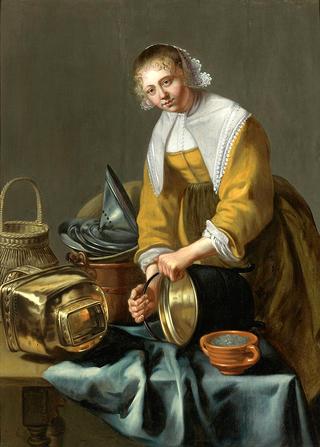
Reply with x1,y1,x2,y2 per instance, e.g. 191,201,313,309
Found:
242,115,270,143
228,115,271,165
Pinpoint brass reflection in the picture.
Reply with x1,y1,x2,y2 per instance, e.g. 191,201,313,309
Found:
158,272,198,346
0,265,108,357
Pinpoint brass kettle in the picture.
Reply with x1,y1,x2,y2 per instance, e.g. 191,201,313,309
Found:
0,265,108,357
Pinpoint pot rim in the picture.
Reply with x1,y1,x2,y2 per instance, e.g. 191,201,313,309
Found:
201,330,258,350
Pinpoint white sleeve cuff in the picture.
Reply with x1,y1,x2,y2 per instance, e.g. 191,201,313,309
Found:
202,220,241,263
138,247,174,273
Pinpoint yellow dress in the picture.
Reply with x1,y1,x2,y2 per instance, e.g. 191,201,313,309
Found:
135,116,320,402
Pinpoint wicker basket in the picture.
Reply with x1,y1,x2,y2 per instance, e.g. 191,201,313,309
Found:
0,177,58,283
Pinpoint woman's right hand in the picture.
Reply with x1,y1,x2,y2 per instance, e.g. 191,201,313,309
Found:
128,264,160,323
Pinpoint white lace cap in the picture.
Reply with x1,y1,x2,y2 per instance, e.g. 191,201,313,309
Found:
175,46,212,89
139,44,213,110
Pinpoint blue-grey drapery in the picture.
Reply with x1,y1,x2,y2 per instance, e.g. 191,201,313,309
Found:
43,325,317,447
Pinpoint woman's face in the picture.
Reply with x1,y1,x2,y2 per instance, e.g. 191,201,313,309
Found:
139,59,194,113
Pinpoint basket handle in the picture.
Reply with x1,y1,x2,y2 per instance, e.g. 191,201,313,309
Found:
0,177,43,231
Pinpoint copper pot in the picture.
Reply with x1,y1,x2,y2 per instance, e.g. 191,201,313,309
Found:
68,251,144,323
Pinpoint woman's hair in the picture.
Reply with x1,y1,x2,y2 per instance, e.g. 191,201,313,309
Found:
132,44,183,100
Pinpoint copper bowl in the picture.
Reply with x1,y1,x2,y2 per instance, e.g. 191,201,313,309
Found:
200,330,260,375
67,250,144,324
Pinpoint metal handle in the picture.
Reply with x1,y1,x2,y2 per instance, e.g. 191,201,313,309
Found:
230,264,255,273
66,251,97,280
142,272,163,342
67,250,89,267
0,177,43,232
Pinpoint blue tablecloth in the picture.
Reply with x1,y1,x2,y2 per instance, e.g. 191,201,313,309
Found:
43,325,317,446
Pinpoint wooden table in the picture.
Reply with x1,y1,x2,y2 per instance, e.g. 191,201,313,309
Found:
0,323,65,447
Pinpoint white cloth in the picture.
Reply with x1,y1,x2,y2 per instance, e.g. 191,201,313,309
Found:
202,220,241,263
165,114,197,152
138,247,174,273
147,91,251,195
139,222,240,270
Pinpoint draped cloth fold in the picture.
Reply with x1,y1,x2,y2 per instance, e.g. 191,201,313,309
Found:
43,326,317,447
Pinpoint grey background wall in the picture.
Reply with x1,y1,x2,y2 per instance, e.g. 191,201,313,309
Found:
0,1,319,446
1,0,319,261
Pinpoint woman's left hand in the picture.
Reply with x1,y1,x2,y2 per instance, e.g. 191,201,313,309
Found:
157,248,193,282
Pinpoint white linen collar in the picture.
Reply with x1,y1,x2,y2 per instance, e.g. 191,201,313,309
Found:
146,91,251,196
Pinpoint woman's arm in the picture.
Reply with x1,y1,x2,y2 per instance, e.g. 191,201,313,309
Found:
134,161,185,263
130,117,274,318
129,158,188,321
129,239,216,321
157,237,216,281
137,247,174,273
157,117,274,280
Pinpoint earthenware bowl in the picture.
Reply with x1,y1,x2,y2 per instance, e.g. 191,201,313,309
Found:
200,330,260,375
